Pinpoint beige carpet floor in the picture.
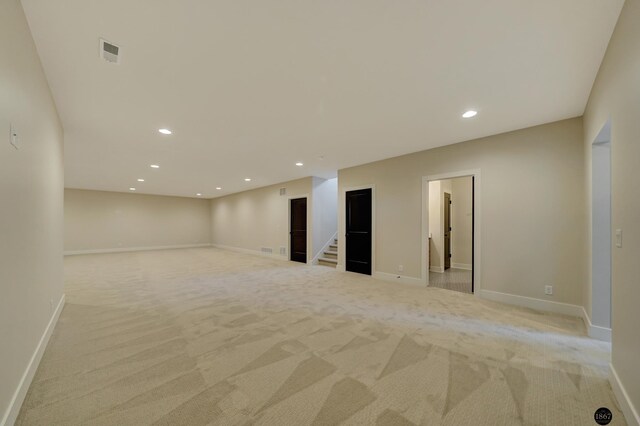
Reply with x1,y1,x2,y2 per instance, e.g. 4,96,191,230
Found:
17,248,625,425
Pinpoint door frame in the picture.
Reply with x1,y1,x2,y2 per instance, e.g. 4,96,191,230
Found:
590,118,612,341
338,184,375,274
422,170,481,295
287,194,311,265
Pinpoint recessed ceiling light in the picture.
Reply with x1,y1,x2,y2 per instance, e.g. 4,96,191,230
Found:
150,164,160,168
158,128,172,135
216,187,222,190
462,110,478,118
137,178,145,182
244,178,251,182
295,162,304,167
196,193,202,196
129,187,136,191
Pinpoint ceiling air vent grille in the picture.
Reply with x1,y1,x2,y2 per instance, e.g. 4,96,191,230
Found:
279,188,286,196
100,39,120,64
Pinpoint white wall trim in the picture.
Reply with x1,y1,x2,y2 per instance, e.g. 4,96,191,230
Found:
212,243,289,261
336,264,346,272
581,307,612,342
589,323,612,342
1,294,65,426
423,170,481,294
451,262,472,271
373,271,426,288
480,289,584,317
64,243,211,256
312,232,337,265
610,363,640,426
429,266,444,273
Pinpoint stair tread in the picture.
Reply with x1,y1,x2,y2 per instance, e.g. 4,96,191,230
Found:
318,257,338,264
324,250,338,255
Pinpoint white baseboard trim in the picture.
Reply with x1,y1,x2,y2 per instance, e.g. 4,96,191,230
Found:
312,232,338,265
479,289,584,317
1,294,65,426
590,323,613,342
581,307,612,342
373,271,426,287
451,262,472,271
336,264,345,272
212,244,288,261
430,266,444,273
64,243,211,256
610,363,640,426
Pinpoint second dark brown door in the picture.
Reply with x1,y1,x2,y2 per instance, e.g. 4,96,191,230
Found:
346,188,372,275
444,192,451,270
290,198,307,263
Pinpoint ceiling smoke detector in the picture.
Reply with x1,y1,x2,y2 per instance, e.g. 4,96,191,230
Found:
100,38,121,64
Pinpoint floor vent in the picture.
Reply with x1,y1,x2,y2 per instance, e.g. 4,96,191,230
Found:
261,247,273,254
100,38,121,64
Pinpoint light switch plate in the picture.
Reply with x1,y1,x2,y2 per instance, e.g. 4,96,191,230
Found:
615,229,622,248
9,124,19,149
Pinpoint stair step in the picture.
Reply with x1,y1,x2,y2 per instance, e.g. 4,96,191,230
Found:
318,257,337,264
329,244,338,250
324,250,337,256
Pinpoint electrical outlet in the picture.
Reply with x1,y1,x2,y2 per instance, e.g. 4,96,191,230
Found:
615,229,622,248
398,265,404,272
545,285,553,296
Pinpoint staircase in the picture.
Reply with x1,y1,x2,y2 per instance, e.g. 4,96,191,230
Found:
318,238,338,268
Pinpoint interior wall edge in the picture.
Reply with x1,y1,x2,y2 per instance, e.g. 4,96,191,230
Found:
609,363,640,426
0,294,65,426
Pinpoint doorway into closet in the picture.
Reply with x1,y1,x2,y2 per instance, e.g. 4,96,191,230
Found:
427,176,474,294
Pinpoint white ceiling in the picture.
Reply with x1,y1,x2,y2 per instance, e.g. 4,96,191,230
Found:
21,0,623,198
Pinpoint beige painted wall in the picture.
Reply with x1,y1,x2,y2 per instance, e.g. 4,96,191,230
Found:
338,118,585,305
64,189,211,252
583,0,640,419
0,0,64,422
451,176,473,268
210,178,313,260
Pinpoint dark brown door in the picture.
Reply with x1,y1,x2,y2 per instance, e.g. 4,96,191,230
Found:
346,188,372,275
290,198,307,263
444,192,451,270
471,176,475,293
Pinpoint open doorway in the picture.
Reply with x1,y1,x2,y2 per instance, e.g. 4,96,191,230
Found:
591,120,612,339
426,176,474,294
